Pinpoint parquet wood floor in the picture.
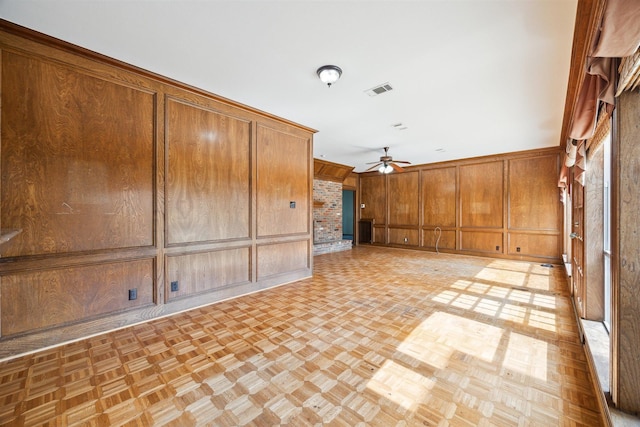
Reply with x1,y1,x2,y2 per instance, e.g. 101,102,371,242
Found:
0,246,603,426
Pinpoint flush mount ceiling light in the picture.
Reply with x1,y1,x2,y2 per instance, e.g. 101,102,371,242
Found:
317,65,342,87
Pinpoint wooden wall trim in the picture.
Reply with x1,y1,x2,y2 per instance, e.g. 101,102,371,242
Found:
559,0,606,151
314,158,355,183
359,146,563,176
342,172,358,190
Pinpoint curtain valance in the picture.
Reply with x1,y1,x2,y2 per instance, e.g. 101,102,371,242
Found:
560,0,640,188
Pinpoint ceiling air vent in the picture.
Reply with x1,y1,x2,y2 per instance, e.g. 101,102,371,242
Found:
365,82,394,97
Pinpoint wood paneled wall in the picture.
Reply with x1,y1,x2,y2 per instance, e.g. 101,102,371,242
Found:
0,21,314,358
166,98,252,245
360,174,386,243
460,162,504,229
257,126,310,238
388,171,419,227
507,155,562,260
611,88,640,413
2,51,156,256
359,148,563,262
584,145,604,320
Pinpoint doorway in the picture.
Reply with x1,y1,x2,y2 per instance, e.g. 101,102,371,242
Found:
342,190,355,241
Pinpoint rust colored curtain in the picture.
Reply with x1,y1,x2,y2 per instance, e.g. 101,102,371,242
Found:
568,0,640,141
568,68,607,141
574,142,587,186
565,140,578,167
591,0,640,58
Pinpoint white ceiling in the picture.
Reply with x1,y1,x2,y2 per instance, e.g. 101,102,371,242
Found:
0,0,577,172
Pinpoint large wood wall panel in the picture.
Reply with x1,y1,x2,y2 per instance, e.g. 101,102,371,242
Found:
508,155,561,230
612,88,640,412
388,171,419,226
388,228,419,246
374,226,387,244
422,167,456,227
460,162,504,228
584,145,604,320
1,51,155,256
257,240,309,280
422,228,456,250
507,233,559,259
257,125,310,237
166,98,251,245
1,259,154,337
360,174,386,225
460,231,503,254
166,248,250,301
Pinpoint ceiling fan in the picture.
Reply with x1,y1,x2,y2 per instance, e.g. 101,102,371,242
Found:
365,146,411,173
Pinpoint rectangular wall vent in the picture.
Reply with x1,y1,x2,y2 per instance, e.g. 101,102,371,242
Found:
365,82,393,97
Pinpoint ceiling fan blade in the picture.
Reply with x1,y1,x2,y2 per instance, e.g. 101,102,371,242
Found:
366,161,383,164
391,160,411,164
390,163,405,172
365,162,382,171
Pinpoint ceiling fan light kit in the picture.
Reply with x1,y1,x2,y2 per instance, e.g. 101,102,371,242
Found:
378,164,394,174
317,65,342,87
366,147,411,174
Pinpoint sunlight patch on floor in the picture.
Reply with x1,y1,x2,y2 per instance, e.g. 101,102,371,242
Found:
509,289,533,304
532,294,557,309
483,260,554,291
476,267,526,287
398,312,503,370
473,298,502,317
486,285,510,299
440,280,557,315
527,309,557,332
487,260,533,273
502,332,548,381
451,293,479,310
367,359,435,411
522,273,552,291
499,304,527,323
432,290,459,305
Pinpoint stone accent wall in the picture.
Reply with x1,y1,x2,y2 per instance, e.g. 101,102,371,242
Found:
313,240,352,255
313,179,342,243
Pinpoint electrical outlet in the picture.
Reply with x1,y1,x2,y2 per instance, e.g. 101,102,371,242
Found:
290,201,296,208
516,247,521,252
128,288,137,301
496,245,500,251
360,203,365,208
404,237,408,243
170,281,179,292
